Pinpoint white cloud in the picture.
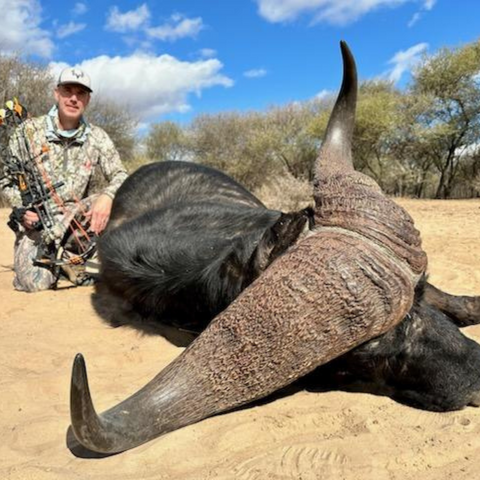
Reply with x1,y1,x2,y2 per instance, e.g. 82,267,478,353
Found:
407,12,421,27
386,43,428,83
255,0,435,25
423,0,436,10
105,8,204,43
199,48,217,58
146,14,204,41
49,54,233,121
72,2,87,16
315,89,333,100
106,4,150,33
0,0,53,58
408,0,436,26
57,21,86,39
244,68,267,78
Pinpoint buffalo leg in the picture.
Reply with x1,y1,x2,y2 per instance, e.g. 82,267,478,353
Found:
424,282,480,327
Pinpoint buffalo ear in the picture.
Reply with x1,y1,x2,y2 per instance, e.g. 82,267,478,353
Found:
247,209,313,280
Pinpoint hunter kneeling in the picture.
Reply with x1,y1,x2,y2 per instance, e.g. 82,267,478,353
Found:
0,68,127,292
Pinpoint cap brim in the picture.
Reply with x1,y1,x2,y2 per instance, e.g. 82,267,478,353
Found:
57,81,93,93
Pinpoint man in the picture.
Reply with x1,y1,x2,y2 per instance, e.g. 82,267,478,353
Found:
1,67,128,292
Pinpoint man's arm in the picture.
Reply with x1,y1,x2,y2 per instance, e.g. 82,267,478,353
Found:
87,129,128,234
86,193,112,234
97,130,128,199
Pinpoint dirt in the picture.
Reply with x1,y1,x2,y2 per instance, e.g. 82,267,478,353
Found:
1,199,480,480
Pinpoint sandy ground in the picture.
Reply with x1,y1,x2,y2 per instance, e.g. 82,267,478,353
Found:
1,199,480,480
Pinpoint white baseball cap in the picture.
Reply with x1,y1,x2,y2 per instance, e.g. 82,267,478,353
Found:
57,67,93,92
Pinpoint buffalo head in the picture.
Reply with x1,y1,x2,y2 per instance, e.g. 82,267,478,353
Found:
69,42,427,454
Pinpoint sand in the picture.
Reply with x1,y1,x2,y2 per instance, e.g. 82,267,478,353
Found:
1,199,480,480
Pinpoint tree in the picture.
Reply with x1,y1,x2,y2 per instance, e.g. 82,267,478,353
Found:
353,81,404,189
310,81,410,193
145,121,190,162
189,111,281,190
262,101,323,181
0,55,55,206
87,98,138,164
187,101,329,191
408,40,480,198
0,54,54,116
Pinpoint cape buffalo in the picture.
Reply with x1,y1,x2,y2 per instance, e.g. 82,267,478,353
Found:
69,42,480,455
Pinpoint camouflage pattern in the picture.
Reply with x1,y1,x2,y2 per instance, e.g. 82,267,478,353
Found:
2,112,127,208
13,229,57,292
13,194,99,292
1,109,127,292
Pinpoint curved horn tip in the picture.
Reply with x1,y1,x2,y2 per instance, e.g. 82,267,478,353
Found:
314,39,358,179
339,41,356,75
70,352,104,452
69,353,135,455
73,352,86,370
340,40,351,55
71,353,88,389
70,352,95,425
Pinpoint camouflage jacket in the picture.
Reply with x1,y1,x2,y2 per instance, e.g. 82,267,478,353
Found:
1,110,128,212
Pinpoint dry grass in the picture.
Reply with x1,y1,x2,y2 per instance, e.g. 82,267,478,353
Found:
254,173,313,211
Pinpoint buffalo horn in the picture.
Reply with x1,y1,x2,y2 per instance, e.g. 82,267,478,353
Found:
69,41,427,454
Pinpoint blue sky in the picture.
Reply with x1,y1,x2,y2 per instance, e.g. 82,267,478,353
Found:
2,0,480,127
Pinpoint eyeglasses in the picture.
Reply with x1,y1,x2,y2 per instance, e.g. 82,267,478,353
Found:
58,85,90,99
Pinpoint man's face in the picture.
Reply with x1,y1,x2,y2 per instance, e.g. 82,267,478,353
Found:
54,84,91,125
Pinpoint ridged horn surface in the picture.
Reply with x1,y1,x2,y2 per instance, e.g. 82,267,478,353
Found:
315,40,357,177
313,42,426,276
70,41,427,454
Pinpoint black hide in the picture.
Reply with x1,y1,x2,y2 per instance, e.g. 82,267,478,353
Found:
98,161,480,411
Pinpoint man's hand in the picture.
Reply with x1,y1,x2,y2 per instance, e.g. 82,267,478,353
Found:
22,210,40,230
85,194,113,234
